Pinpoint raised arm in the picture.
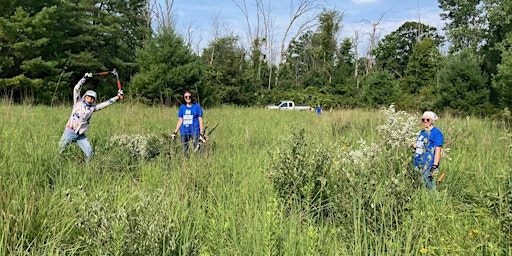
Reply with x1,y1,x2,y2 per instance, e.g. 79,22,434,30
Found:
94,96,118,111
73,73,93,104
73,78,86,104
94,90,123,111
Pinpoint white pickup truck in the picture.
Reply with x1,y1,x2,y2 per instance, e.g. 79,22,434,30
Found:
265,101,312,111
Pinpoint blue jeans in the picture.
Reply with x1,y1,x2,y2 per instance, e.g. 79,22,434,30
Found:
180,133,199,156
59,128,93,162
422,170,436,190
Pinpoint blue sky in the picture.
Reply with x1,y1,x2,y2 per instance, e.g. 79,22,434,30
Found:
168,0,445,53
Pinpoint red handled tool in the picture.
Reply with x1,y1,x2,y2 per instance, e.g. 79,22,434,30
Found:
92,68,123,100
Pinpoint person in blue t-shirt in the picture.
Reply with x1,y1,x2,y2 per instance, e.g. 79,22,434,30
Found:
171,91,206,156
316,105,323,115
411,111,444,190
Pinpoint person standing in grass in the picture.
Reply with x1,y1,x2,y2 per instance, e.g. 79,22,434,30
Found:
316,105,323,115
58,73,123,162
411,111,444,190
171,91,206,157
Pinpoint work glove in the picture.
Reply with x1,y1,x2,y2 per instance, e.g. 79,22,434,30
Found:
199,133,206,143
83,73,93,79
117,89,124,97
429,165,439,176
170,132,177,140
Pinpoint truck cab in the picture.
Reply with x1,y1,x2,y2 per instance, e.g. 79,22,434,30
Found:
277,101,295,110
265,101,311,111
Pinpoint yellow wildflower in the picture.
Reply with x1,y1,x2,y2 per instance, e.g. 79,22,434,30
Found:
472,229,479,234
420,248,428,254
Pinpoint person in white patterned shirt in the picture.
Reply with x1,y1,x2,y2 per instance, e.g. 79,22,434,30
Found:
58,73,123,162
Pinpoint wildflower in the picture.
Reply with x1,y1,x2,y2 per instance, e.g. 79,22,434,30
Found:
108,134,164,159
377,104,417,148
468,231,473,236
472,229,479,234
420,248,428,254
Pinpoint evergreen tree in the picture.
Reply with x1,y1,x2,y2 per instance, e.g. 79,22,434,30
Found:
437,49,489,115
360,70,401,108
399,37,443,110
0,0,149,104
331,38,356,96
130,28,202,106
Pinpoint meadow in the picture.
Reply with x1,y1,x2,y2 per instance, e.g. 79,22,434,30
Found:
0,102,511,255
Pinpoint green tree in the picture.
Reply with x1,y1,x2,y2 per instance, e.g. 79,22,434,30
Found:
437,49,489,115
439,0,512,112
0,6,64,102
401,38,442,93
280,31,315,90
439,0,484,53
337,38,355,78
481,0,512,95
201,36,252,106
130,28,202,106
316,9,342,83
360,70,401,108
279,9,342,91
330,38,356,96
399,37,443,110
374,21,443,78
492,34,512,110
0,0,149,104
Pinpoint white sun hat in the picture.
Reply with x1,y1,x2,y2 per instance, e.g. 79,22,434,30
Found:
422,111,438,121
83,90,97,99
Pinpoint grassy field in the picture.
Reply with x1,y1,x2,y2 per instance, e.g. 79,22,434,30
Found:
0,102,511,255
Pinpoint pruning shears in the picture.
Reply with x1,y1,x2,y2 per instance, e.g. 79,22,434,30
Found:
92,68,123,100
194,122,218,153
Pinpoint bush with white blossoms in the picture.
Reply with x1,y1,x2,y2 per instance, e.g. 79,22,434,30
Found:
377,104,418,148
266,127,412,231
107,134,166,159
266,104,454,232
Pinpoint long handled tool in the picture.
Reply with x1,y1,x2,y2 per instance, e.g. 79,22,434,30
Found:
111,68,123,100
437,172,446,183
194,122,218,153
204,120,210,134
92,68,123,100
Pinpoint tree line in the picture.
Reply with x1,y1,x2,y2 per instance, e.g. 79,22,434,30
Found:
1,0,511,118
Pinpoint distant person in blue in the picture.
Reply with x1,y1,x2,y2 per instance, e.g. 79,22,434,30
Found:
316,105,323,115
411,111,444,190
171,91,206,156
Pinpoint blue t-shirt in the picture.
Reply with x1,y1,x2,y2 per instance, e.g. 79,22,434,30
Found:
413,127,444,173
177,103,203,135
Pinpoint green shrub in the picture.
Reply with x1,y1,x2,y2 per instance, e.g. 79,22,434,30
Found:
266,105,420,231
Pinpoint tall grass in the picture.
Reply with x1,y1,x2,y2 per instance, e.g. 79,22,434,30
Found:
0,103,510,255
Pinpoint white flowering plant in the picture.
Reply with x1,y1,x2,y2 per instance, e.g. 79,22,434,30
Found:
106,134,168,160
377,104,417,149
265,105,438,229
